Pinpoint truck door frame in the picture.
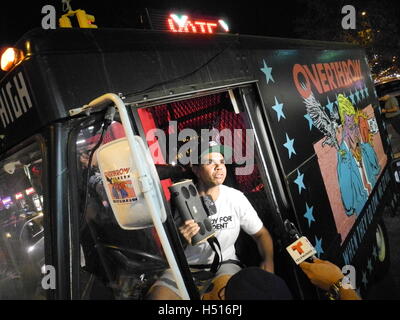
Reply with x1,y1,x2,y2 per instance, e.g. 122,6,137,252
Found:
49,123,73,299
66,110,201,300
236,83,319,299
128,81,313,299
67,114,100,300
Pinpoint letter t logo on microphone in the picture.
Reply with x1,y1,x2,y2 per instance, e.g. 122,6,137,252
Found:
286,236,317,265
291,241,304,255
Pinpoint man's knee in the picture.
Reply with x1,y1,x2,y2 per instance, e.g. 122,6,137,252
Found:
146,285,182,300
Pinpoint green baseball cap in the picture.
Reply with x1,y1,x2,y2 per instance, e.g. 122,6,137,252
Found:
175,134,233,165
199,140,233,164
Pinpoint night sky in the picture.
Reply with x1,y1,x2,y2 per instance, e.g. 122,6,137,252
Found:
0,0,305,45
0,1,399,47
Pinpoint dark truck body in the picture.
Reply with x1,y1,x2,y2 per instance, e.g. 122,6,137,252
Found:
0,28,395,299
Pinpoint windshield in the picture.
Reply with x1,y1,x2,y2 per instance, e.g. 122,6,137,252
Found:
74,119,174,300
0,142,45,300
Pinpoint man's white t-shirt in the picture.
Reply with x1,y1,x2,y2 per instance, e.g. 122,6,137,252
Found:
184,184,264,265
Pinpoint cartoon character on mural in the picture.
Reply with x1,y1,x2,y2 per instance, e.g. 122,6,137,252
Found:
304,92,381,217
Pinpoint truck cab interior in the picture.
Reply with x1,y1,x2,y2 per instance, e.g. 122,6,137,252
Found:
72,88,289,300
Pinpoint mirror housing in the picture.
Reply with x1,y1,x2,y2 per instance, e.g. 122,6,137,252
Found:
97,137,166,230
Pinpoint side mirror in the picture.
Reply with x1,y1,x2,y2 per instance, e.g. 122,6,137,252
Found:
97,137,167,230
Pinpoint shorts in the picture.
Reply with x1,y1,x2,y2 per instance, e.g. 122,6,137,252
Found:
151,262,242,298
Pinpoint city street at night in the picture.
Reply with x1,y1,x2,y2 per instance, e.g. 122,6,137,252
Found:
0,0,399,306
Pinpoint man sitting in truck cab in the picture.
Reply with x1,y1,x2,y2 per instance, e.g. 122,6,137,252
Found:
147,139,275,300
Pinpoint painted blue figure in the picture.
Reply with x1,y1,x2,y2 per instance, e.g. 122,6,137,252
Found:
336,94,372,217
337,141,368,216
360,142,381,188
304,92,381,218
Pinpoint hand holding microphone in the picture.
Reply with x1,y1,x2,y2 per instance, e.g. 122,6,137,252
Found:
299,258,343,291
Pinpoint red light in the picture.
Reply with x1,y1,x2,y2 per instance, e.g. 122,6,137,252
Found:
26,187,35,195
195,21,206,33
168,18,178,32
206,22,217,33
15,192,23,200
167,14,229,34
168,17,198,33
186,21,197,33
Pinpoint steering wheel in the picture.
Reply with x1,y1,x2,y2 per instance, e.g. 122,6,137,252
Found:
101,244,168,273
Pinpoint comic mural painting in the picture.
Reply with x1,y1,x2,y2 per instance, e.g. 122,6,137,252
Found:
306,93,386,242
259,52,389,259
297,60,387,243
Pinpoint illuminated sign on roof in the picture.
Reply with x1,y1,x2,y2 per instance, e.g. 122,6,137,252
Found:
141,9,230,34
167,13,230,34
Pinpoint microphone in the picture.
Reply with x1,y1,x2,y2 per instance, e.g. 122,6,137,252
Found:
201,194,217,216
284,219,317,265
169,180,215,245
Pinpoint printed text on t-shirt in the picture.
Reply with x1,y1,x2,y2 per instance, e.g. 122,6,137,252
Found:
210,215,234,230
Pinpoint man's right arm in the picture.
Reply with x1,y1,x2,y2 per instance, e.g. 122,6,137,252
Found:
338,285,361,300
299,259,361,300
